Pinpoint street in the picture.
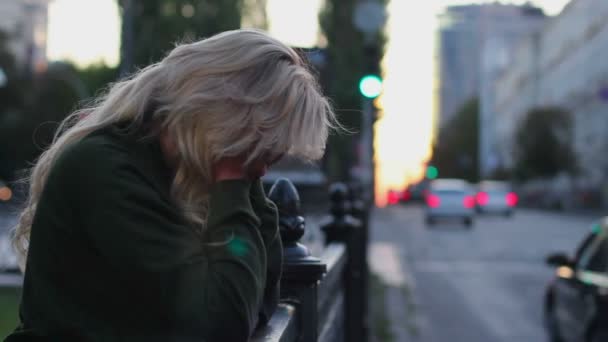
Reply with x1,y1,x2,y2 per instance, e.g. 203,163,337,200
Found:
370,204,597,342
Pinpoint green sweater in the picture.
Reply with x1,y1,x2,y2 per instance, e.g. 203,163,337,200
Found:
5,125,283,342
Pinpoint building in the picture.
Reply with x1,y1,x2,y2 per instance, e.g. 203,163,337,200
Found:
0,0,52,73
436,3,546,176
494,0,608,200
478,5,546,176
437,5,483,128
494,32,542,169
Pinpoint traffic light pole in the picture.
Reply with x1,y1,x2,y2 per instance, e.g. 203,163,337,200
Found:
360,97,374,202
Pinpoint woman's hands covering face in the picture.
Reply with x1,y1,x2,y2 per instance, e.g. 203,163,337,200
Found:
213,153,283,182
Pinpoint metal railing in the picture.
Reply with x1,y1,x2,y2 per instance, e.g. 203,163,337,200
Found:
0,178,370,341
252,179,370,342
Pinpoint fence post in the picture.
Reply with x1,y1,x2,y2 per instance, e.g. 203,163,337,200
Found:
348,181,370,342
320,183,363,342
268,178,327,342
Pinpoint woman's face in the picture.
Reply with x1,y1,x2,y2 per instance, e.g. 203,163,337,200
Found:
247,152,284,179
160,128,285,180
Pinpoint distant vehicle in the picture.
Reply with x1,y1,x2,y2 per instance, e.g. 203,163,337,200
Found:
387,189,400,205
403,179,430,203
475,180,518,216
544,219,608,342
425,178,475,227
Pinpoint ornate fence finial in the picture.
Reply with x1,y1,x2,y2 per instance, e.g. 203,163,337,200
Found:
329,182,351,219
348,181,366,220
268,178,326,342
321,182,362,245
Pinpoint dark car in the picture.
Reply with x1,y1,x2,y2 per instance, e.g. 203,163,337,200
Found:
544,219,608,342
403,179,430,203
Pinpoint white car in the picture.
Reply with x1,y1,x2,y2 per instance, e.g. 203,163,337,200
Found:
425,179,475,227
475,180,518,216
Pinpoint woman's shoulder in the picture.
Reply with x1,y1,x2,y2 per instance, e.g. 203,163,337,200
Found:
51,124,171,197
54,128,133,176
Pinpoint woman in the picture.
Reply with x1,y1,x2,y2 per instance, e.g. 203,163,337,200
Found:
5,29,336,341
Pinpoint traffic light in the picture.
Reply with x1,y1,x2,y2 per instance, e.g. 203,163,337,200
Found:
426,165,438,179
359,74,383,99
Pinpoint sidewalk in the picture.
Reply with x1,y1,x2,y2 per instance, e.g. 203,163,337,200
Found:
368,241,417,342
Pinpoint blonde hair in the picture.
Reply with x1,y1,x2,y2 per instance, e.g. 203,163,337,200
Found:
13,29,337,270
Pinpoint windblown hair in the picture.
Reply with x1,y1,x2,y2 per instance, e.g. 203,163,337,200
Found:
13,29,338,270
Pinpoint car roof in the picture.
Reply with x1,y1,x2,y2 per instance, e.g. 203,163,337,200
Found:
430,179,470,190
478,180,510,189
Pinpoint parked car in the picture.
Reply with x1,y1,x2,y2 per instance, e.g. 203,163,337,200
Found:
425,178,475,227
544,219,608,342
475,180,518,216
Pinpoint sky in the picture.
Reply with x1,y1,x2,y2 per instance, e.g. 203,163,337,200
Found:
46,0,571,205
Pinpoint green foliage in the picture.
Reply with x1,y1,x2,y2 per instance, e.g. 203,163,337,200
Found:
76,62,119,97
241,0,268,30
0,63,87,182
513,107,577,180
430,98,479,182
0,287,21,338
119,0,245,70
0,30,26,181
0,30,25,117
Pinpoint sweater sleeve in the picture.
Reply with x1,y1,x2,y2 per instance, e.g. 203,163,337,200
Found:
70,141,268,341
249,180,283,326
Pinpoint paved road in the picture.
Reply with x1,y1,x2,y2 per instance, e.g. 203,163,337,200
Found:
370,204,598,342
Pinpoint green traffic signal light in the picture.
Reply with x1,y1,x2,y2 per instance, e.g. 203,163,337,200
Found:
359,74,383,99
426,166,438,179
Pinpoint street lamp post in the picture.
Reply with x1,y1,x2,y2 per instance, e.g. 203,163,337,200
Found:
352,3,386,342
119,0,135,76
353,0,386,203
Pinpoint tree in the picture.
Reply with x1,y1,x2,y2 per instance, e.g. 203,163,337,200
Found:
76,62,120,97
241,0,268,30
319,0,387,181
0,30,25,115
0,29,27,181
0,63,87,183
119,0,245,73
430,98,479,182
513,107,577,180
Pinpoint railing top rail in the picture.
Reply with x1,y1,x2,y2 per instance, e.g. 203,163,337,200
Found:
251,304,298,342
320,243,347,274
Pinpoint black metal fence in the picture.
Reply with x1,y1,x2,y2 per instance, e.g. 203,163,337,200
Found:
252,179,370,342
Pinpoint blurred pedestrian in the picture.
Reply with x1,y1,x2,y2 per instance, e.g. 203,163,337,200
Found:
5,29,337,342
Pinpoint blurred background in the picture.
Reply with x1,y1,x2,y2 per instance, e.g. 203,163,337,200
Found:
4,0,608,341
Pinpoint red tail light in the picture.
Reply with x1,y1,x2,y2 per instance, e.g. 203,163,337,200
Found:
426,194,440,208
463,195,476,208
387,191,399,205
506,192,518,207
401,190,411,202
476,192,489,206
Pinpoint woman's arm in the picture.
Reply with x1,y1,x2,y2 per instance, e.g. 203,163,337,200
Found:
68,141,269,341
249,179,283,325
